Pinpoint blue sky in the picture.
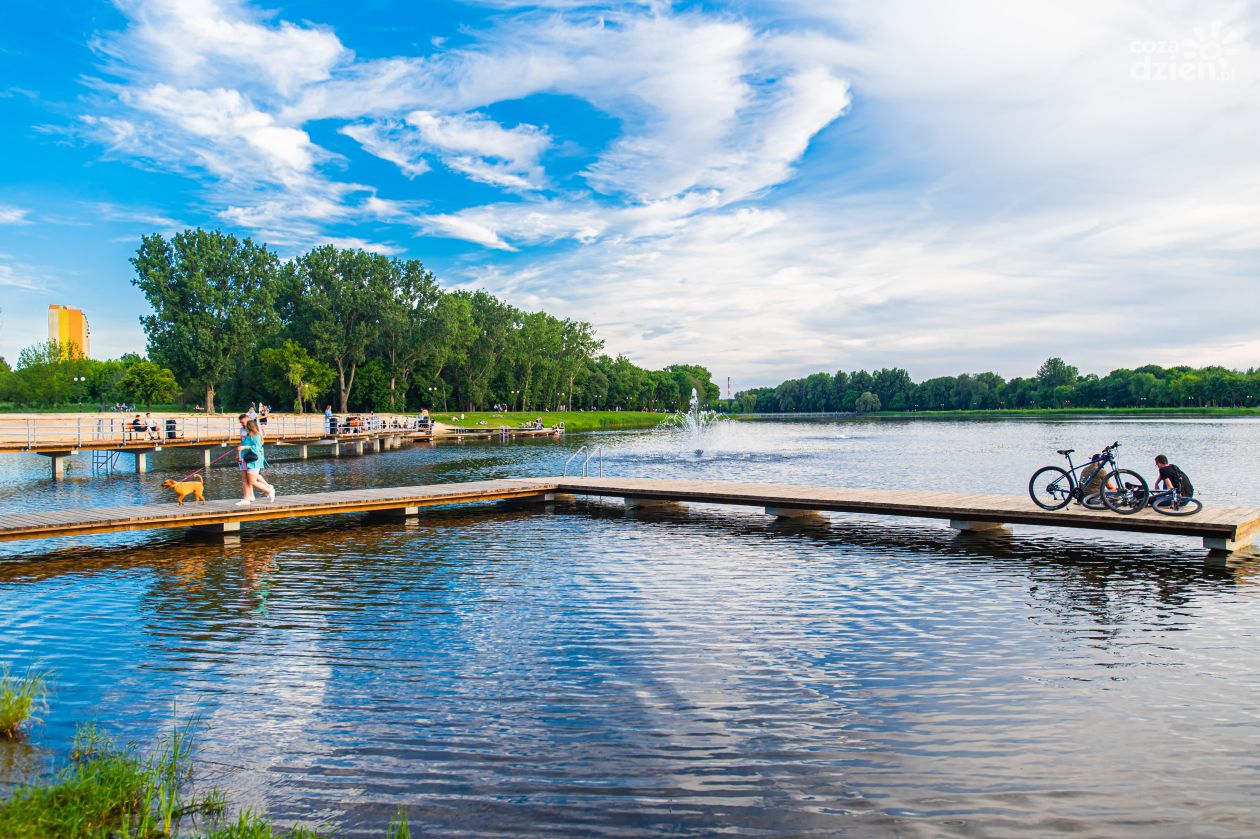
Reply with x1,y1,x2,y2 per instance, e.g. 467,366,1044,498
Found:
1,0,1257,388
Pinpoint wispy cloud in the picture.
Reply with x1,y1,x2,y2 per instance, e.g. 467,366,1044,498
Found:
0,205,30,224
0,261,46,291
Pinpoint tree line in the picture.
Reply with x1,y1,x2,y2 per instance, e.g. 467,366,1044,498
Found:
0,229,719,413
734,357,1260,413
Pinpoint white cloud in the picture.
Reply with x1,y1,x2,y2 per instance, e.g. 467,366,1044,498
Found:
343,110,549,189
0,262,45,291
0,205,30,224
106,0,346,97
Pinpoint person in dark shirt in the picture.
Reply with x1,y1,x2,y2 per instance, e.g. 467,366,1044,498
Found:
1154,454,1193,497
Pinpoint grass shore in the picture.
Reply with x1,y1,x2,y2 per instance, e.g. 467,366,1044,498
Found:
438,410,669,433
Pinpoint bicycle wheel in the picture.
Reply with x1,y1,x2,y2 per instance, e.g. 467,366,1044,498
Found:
1029,466,1073,510
1151,495,1202,516
1080,492,1107,510
1100,469,1149,515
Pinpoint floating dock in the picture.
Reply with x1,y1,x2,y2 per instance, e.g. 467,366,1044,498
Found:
1,477,1256,554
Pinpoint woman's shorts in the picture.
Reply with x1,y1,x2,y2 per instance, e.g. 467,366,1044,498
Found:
246,465,262,474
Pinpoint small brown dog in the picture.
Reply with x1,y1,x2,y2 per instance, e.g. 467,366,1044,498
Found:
162,475,206,506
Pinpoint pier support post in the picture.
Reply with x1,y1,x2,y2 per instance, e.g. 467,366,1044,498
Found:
331,442,340,458
364,505,420,522
624,497,682,510
355,441,366,456
202,448,212,469
299,445,308,460
41,452,73,481
189,521,241,544
765,506,824,520
501,493,556,510
134,450,149,474
950,519,1007,532
1204,536,1242,553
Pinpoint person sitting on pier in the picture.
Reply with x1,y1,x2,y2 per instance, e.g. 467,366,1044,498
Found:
1154,454,1194,498
1078,453,1116,501
145,412,160,441
130,414,145,440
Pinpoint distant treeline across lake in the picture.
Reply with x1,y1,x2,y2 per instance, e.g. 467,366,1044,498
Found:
734,358,1260,413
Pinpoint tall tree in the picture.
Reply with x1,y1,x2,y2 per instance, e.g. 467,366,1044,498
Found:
376,259,439,412
131,229,278,412
283,246,382,413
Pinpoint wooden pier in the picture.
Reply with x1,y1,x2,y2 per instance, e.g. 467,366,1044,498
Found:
1,477,1257,554
0,414,562,479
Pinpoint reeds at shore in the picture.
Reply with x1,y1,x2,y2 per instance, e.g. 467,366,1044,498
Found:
0,664,49,739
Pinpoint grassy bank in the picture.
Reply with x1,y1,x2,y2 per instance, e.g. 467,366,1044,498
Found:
438,410,669,433
0,718,413,838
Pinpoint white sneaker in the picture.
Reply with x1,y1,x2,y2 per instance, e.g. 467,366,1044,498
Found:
234,499,253,506
266,487,276,502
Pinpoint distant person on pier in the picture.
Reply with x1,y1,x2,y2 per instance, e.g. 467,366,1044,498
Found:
236,419,276,506
325,404,334,435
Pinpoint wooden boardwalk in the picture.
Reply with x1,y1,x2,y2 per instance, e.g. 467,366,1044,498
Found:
1,476,1256,552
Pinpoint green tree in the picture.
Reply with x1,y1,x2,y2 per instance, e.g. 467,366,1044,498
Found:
258,340,335,413
118,360,180,409
11,340,83,406
282,246,383,413
131,228,278,413
1036,357,1079,390
376,259,439,412
855,391,881,413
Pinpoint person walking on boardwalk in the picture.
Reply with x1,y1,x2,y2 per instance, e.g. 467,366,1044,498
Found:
236,419,276,506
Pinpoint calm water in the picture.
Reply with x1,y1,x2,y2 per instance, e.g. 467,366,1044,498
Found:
3,417,1260,837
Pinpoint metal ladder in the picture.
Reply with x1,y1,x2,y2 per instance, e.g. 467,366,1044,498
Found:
562,445,604,477
91,450,122,475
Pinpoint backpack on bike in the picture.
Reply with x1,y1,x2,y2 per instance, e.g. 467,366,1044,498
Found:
1168,465,1194,498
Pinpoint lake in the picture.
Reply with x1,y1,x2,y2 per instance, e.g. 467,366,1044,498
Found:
2,416,1260,837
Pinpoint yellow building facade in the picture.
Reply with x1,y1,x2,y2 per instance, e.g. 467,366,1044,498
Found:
47,304,91,358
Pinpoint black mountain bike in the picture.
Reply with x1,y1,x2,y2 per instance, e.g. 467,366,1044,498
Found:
1028,441,1149,515
1145,484,1202,516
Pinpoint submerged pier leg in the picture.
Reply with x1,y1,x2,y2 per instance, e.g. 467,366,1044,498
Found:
331,442,340,458
189,521,241,544
355,441,366,456
299,444,309,460
501,492,556,510
765,506,824,520
364,505,420,522
1203,536,1242,553
624,497,682,510
202,448,212,469
134,450,149,474
41,452,72,481
950,519,1007,532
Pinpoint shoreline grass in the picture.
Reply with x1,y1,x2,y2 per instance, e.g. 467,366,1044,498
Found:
0,666,50,739
439,409,668,433
0,703,414,838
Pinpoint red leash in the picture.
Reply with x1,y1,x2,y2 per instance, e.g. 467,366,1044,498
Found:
173,447,240,482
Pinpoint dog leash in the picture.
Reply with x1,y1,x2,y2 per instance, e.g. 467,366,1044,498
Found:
173,447,240,483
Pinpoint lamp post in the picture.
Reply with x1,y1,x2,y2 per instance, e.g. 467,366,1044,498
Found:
511,389,520,412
